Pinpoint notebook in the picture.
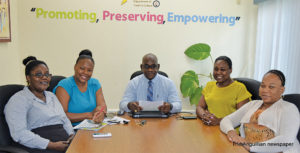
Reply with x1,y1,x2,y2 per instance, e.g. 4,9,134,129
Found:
131,111,169,118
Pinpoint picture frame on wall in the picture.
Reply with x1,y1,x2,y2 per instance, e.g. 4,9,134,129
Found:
0,0,11,42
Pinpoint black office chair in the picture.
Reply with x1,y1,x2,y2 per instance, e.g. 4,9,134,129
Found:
283,94,300,141
46,75,66,92
130,71,168,80
234,78,261,100
0,84,28,153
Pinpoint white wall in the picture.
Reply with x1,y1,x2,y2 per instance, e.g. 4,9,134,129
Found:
0,0,22,85
1,0,258,111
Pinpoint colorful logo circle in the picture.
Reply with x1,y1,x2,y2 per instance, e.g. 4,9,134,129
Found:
153,0,160,8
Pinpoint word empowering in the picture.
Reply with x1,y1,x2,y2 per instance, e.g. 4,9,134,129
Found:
168,12,238,26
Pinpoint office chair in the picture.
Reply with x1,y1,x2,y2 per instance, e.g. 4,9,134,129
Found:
234,78,261,100
46,75,66,92
0,84,28,153
130,71,168,80
283,94,300,141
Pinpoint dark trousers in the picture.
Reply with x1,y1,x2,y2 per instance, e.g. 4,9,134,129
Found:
14,124,69,153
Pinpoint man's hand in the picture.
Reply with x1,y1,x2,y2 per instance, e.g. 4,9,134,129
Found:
127,102,143,112
47,141,69,151
158,102,172,114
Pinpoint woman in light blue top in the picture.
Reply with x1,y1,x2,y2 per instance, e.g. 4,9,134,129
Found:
54,50,107,126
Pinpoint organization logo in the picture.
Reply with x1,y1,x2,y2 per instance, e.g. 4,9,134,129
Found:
153,0,160,7
121,0,160,8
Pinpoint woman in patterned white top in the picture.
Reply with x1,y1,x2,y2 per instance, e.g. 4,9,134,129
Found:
220,70,300,153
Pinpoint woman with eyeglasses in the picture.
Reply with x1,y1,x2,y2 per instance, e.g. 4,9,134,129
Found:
4,56,74,153
54,49,107,126
196,56,252,126
220,70,300,152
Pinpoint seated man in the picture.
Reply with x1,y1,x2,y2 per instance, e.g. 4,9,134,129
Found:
120,53,182,113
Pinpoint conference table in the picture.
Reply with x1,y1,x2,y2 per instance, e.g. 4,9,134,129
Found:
66,114,247,153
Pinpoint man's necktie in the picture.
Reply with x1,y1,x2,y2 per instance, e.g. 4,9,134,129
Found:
147,80,153,101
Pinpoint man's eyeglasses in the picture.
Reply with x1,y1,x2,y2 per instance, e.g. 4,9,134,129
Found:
31,73,52,78
142,64,158,69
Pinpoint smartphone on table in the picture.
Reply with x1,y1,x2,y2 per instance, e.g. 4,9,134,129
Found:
92,133,112,138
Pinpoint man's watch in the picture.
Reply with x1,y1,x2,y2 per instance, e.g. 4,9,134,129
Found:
169,103,173,110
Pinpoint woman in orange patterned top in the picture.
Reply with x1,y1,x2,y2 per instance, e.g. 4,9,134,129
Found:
220,70,300,153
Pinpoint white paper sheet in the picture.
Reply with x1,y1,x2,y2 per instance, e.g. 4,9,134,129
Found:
73,119,106,130
139,100,163,111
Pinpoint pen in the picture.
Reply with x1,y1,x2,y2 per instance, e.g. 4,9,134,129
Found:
92,106,106,121
99,106,105,113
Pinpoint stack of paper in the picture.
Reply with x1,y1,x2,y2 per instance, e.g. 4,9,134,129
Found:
74,119,107,131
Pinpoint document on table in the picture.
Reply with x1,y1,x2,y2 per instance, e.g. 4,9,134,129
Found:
139,100,163,111
74,119,107,131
